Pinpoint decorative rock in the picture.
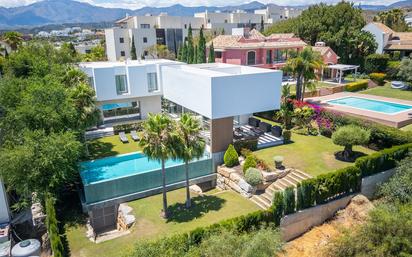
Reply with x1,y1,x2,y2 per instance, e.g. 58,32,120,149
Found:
262,171,278,182
228,180,243,194
119,203,133,215
238,179,254,193
217,166,236,178
229,172,243,183
123,215,136,228
189,184,203,194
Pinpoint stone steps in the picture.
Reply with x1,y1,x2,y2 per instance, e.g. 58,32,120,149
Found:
250,170,313,210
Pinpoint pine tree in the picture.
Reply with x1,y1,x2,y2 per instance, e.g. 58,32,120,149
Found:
187,24,194,64
197,25,206,63
208,42,215,63
130,36,137,60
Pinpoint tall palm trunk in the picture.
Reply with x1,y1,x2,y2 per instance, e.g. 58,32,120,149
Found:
296,73,303,101
185,161,191,208
161,159,168,218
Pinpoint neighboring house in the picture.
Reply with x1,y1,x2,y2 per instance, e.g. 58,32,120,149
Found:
0,180,10,224
254,5,303,23
312,41,340,65
363,22,412,57
208,28,307,69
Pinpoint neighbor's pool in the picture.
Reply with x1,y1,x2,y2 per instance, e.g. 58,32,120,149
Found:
327,97,412,114
80,152,209,185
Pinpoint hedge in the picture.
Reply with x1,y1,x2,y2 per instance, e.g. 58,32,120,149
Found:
369,73,386,86
365,53,390,73
345,80,368,92
355,143,412,177
320,110,412,149
234,138,258,153
113,121,144,134
283,187,296,215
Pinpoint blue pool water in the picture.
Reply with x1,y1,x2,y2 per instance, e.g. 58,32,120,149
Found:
80,152,184,184
101,102,132,111
327,97,412,114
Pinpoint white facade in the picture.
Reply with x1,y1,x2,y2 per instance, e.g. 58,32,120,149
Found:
255,6,303,23
0,180,10,224
80,61,281,122
161,63,282,119
362,23,391,54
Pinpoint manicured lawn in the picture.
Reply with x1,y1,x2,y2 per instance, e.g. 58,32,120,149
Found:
86,134,142,160
65,188,260,257
360,83,412,101
401,124,412,132
254,118,375,177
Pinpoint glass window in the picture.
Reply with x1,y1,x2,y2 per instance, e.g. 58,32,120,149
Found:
215,51,222,58
247,51,256,65
140,24,150,29
120,51,125,57
115,75,128,95
88,77,94,88
147,73,158,92
143,37,148,43
266,50,272,64
119,37,124,43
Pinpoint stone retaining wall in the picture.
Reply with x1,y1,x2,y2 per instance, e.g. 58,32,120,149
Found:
217,166,254,198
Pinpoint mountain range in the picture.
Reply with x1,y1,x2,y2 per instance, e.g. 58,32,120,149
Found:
1,0,412,28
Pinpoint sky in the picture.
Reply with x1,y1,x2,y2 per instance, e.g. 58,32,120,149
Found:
0,0,401,9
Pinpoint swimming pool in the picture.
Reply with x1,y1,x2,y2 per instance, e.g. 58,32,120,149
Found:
80,152,209,185
327,97,412,114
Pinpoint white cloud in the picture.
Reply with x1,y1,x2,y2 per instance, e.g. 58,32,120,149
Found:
0,0,401,9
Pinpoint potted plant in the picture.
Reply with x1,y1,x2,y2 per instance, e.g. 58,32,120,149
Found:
244,168,264,192
273,156,284,169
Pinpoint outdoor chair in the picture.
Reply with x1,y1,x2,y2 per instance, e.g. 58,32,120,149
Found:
271,126,283,137
259,122,272,133
130,130,139,141
119,132,129,143
248,117,260,127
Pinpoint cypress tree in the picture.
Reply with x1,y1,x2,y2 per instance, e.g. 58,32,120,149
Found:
260,16,265,32
198,25,206,63
130,36,137,60
208,42,215,63
181,40,188,63
193,45,198,64
46,195,64,257
177,44,183,61
187,24,194,64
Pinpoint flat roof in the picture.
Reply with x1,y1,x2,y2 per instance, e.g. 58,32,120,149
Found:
165,63,280,77
79,59,181,68
326,64,359,70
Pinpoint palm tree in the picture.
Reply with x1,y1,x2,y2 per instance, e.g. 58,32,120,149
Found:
2,31,23,51
277,84,294,129
175,113,205,208
139,113,177,218
284,47,323,101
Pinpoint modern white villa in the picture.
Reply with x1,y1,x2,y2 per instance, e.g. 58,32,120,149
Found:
79,60,282,232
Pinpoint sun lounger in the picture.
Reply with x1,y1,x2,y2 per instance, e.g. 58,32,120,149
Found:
119,132,128,143
391,81,407,90
130,130,139,141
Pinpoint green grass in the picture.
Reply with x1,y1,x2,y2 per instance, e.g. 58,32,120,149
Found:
86,134,142,160
360,82,412,101
65,188,260,257
401,124,412,132
254,118,375,177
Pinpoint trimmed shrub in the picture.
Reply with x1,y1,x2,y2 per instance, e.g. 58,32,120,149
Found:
355,143,412,177
386,60,401,80
345,80,368,92
224,144,239,167
244,168,263,186
283,129,292,143
300,179,316,208
234,138,258,153
113,121,144,134
296,183,304,211
283,186,296,215
365,53,390,73
243,155,257,173
272,191,284,226
369,72,386,86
